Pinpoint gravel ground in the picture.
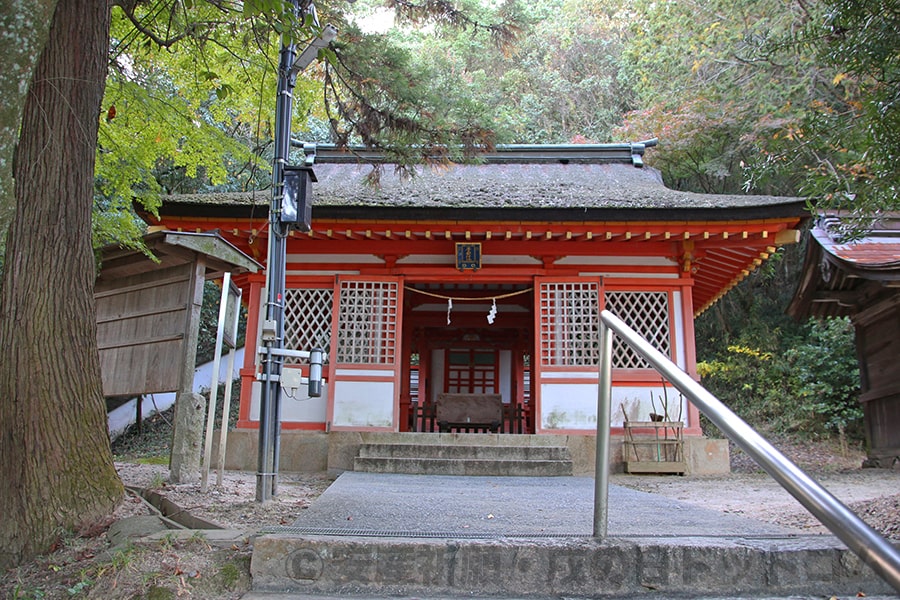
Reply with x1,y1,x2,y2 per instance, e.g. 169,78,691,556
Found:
611,469,900,537
113,438,900,539
106,405,900,537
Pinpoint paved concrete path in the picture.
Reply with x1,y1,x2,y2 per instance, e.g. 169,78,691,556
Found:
249,473,896,598
288,472,796,537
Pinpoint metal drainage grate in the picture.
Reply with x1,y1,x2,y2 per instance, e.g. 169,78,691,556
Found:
257,527,589,539
255,527,815,541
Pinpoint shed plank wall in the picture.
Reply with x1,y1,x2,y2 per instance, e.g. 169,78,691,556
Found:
857,308,900,458
96,264,191,396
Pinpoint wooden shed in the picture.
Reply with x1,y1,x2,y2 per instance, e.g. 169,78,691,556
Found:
788,214,900,467
95,230,261,399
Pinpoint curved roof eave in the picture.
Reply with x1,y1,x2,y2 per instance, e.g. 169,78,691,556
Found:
812,224,900,276
150,196,808,223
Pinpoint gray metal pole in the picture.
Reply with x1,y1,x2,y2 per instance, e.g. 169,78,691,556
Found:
600,309,900,593
593,320,613,538
257,1,301,503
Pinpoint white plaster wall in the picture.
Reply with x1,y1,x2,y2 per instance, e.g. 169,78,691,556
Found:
611,386,688,425
539,383,689,431
540,382,598,430
332,380,395,427
248,379,328,422
673,291,687,370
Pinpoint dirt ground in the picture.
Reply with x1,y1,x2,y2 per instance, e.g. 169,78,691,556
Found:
2,438,898,600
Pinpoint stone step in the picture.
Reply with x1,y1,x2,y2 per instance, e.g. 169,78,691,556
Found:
250,533,894,598
357,442,571,461
353,456,573,476
352,443,573,476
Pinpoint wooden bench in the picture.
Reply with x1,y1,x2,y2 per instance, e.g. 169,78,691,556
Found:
436,393,503,433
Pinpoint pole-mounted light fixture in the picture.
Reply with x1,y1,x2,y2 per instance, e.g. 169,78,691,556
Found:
293,24,338,74
281,165,317,231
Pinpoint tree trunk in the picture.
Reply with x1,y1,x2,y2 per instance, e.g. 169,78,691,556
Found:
0,0,59,248
0,0,122,569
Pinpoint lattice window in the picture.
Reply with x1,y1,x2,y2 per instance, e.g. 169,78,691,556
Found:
539,281,600,367
605,291,671,369
336,280,399,365
283,288,333,365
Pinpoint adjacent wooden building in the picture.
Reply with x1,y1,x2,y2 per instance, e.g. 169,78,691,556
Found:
788,214,900,467
141,143,806,472
96,230,260,398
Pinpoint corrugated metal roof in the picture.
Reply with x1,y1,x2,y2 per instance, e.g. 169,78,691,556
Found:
814,219,900,269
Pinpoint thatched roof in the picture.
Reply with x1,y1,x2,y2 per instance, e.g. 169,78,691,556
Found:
151,146,804,222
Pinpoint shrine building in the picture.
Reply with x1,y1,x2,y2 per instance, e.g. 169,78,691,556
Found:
141,142,806,473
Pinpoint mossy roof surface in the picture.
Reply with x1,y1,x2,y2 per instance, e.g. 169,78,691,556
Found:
161,162,800,214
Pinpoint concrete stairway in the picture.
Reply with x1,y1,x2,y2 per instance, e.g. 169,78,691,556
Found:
353,441,574,476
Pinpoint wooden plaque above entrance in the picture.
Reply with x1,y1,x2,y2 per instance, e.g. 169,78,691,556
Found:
456,242,482,271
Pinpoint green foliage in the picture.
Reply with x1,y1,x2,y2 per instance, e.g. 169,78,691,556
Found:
785,317,862,435
322,16,520,171
795,0,900,226
10,584,46,600
95,3,283,251
357,0,634,146
65,576,92,596
695,232,863,442
217,561,243,589
92,0,529,250
695,239,808,356
77,0,883,452
616,0,822,195
135,455,169,465
196,281,247,366
697,317,862,440
146,585,175,600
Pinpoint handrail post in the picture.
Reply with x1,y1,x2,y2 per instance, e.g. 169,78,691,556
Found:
593,319,613,538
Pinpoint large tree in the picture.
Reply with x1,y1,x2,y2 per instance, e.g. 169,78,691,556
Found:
0,0,122,568
614,0,825,195
0,0,59,249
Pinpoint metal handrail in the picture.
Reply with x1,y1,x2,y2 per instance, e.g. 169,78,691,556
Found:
593,309,900,593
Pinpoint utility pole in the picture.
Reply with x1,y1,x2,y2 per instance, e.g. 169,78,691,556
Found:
257,2,335,503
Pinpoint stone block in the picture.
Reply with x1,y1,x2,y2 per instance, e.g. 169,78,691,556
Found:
684,437,730,474
326,431,363,471
250,534,894,597
170,391,205,483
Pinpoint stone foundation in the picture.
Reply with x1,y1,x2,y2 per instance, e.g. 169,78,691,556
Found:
215,429,730,475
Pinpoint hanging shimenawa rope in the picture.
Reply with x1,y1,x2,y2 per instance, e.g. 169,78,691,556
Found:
403,286,534,325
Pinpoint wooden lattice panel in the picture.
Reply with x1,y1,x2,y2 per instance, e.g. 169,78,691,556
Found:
283,288,333,364
539,281,600,367
336,280,399,365
605,291,671,368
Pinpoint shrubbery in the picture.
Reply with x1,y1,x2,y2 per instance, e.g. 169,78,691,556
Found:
697,317,862,442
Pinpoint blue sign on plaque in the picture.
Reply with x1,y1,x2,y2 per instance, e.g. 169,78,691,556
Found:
456,243,481,271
